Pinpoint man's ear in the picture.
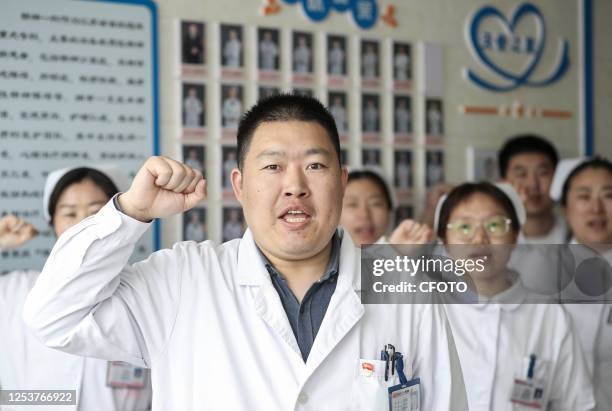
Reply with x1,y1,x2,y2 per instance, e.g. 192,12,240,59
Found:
231,168,243,204
340,166,348,193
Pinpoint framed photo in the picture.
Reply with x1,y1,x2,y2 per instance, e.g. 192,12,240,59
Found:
258,86,280,101
221,146,238,197
426,150,445,189
394,150,413,197
220,24,244,78
362,93,380,142
220,84,243,136
258,27,280,82
393,41,412,90
362,148,381,169
222,207,245,242
182,145,205,174
394,95,412,143
183,208,207,242
361,39,380,88
328,91,348,142
292,88,313,97
327,34,347,87
466,147,500,182
181,83,205,138
179,20,206,77
292,31,314,84
425,98,444,144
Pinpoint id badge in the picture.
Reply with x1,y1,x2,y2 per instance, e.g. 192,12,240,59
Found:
106,361,147,389
388,377,420,411
509,378,545,409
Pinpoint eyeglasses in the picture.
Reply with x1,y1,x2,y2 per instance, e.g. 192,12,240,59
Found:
446,215,513,240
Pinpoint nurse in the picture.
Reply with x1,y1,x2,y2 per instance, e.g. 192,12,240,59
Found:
436,182,594,411
340,170,393,245
24,94,467,410
552,157,612,411
0,166,152,410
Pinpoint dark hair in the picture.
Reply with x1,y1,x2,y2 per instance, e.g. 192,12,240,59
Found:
437,182,520,240
49,168,119,225
347,170,393,210
236,93,341,170
498,134,559,178
561,157,612,206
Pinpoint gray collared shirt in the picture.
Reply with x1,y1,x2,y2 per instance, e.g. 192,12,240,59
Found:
257,231,342,362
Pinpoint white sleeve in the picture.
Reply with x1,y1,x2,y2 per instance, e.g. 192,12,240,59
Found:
548,308,596,411
413,303,468,411
23,198,183,368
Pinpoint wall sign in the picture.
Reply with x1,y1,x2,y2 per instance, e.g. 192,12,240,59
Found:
463,2,570,92
282,0,378,29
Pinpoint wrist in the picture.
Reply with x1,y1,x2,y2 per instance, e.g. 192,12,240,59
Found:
117,193,153,223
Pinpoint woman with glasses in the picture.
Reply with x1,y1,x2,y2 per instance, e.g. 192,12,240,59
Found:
436,182,594,411
551,157,612,411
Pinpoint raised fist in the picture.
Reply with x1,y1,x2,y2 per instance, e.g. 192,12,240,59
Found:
0,214,38,250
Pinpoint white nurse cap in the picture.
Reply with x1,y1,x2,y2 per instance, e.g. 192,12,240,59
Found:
549,158,587,202
42,164,130,222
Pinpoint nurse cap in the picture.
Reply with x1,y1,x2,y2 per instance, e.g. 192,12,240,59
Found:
43,164,130,222
549,158,587,202
433,182,526,232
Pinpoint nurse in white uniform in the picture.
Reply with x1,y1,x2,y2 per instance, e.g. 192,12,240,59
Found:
435,182,594,411
0,166,152,411
551,157,612,411
23,94,468,410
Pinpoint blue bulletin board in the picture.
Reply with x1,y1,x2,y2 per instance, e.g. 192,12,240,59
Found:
0,0,160,273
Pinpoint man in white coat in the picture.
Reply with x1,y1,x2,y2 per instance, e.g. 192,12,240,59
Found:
24,94,468,410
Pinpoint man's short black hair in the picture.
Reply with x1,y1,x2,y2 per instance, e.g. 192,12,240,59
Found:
561,156,612,206
49,168,118,225
498,134,559,178
236,93,341,170
347,169,393,210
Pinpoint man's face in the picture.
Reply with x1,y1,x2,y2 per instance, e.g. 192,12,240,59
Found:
188,24,198,38
232,121,347,261
505,153,555,216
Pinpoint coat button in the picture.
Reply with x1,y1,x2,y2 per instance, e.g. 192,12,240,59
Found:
297,392,309,404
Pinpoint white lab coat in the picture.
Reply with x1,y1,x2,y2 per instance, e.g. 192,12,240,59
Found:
293,46,311,74
223,39,241,67
444,279,595,411
259,40,278,70
0,270,151,411
222,97,242,129
24,199,468,411
561,243,612,411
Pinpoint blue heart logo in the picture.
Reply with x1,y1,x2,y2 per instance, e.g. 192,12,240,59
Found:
465,2,569,92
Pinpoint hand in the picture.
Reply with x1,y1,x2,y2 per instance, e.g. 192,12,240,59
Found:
389,219,435,245
0,214,38,250
118,156,207,222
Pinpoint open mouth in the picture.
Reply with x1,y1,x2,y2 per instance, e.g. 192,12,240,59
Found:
278,206,312,228
354,226,376,237
586,219,608,231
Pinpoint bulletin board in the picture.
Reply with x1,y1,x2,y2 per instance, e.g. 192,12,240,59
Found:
0,0,159,273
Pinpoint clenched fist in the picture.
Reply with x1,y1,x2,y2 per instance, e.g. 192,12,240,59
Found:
0,214,38,250
118,156,207,222
389,219,434,245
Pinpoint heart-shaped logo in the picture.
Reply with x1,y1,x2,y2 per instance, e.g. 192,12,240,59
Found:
464,2,569,92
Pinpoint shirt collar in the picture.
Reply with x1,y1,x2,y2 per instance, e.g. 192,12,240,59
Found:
256,230,342,282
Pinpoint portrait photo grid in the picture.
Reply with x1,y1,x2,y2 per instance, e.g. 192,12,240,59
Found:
176,20,445,242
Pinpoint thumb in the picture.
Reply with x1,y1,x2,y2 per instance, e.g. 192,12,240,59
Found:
183,179,207,211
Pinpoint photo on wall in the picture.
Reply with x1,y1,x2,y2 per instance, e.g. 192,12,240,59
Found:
220,24,244,79
361,93,380,142
181,83,205,138
179,20,206,77
394,95,412,143
183,208,207,242
362,148,382,172
361,39,380,88
222,207,245,242
258,27,280,82
182,145,205,174
220,84,243,135
393,41,412,90
466,147,500,182
394,150,413,198
425,150,445,189
327,34,347,87
292,31,314,84
425,98,444,144
394,205,414,226
328,91,348,142
258,86,281,101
